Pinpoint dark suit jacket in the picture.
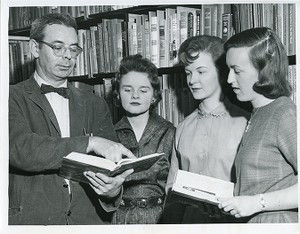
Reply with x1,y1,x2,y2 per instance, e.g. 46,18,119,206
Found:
9,76,118,225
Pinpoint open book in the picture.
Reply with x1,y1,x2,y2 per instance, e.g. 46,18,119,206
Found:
166,170,234,217
59,152,164,184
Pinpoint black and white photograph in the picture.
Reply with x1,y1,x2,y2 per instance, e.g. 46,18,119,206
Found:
0,0,299,233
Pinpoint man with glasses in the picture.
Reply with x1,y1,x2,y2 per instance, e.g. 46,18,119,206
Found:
9,13,135,225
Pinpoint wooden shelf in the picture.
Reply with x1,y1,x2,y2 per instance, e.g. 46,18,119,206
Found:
288,54,296,65
9,26,31,37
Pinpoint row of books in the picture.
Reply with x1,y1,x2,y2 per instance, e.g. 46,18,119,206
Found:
8,4,296,79
9,37,34,85
72,21,124,76
8,5,136,30
229,4,296,56
71,4,295,76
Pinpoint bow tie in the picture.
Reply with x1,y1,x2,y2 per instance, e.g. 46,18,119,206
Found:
40,84,70,99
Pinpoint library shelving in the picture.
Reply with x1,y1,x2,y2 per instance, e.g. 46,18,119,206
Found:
8,4,297,125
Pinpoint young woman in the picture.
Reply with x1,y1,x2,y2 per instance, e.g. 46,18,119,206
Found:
164,35,249,223
110,54,175,224
219,27,297,223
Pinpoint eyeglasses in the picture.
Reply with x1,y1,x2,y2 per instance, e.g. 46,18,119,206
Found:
38,41,83,58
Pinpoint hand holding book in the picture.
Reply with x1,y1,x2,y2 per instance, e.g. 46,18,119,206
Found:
166,170,234,217
59,152,164,184
84,168,134,198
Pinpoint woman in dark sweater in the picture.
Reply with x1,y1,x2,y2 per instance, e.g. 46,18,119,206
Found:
111,54,175,224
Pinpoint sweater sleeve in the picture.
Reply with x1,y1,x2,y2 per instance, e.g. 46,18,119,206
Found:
277,105,297,173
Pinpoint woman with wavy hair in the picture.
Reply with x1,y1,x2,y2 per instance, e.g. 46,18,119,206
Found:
219,27,297,223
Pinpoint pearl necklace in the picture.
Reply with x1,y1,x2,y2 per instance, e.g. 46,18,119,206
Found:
197,110,227,119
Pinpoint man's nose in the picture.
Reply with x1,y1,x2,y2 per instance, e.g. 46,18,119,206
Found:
63,48,72,59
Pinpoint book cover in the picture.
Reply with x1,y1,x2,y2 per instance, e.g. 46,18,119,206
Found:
59,152,164,183
166,170,234,217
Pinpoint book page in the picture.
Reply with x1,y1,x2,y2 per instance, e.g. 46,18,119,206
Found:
65,152,117,171
116,152,164,166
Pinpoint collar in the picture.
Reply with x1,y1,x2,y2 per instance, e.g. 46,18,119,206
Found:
197,98,230,119
34,71,68,88
115,112,167,132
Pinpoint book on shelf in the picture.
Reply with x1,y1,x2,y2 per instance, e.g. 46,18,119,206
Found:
127,13,139,56
89,26,99,75
142,14,151,61
165,8,176,66
166,170,234,216
202,5,218,36
149,11,159,67
96,22,106,73
288,4,296,55
222,13,233,41
176,6,196,45
157,10,167,67
59,152,164,183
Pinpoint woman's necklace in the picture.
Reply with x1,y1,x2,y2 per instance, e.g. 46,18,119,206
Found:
245,108,260,133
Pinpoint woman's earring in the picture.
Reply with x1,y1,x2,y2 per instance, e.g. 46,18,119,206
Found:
151,99,155,104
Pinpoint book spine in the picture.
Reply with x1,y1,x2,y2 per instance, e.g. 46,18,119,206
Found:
116,19,124,69
102,19,111,73
121,20,129,58
231,4,240,34
187,11,194,38
157,10,166,67
222,13,232,41
203,6,212,35
195,9,202,36
90,26,99,75
288,4,296,56
97,23,106,73
143,15,151,60
150,14,159,67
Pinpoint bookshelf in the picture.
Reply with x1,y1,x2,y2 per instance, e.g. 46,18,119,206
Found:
8,4,297,125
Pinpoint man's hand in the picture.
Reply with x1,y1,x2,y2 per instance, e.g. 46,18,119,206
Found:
87,136,136,162
84,169,134,198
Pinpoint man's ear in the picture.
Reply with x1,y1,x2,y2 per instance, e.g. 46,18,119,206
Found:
29,39,40,58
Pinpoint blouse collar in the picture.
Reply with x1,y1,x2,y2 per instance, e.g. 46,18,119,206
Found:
197,98,230,119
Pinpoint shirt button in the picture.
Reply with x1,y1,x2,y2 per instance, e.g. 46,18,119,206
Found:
66,211,71,216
